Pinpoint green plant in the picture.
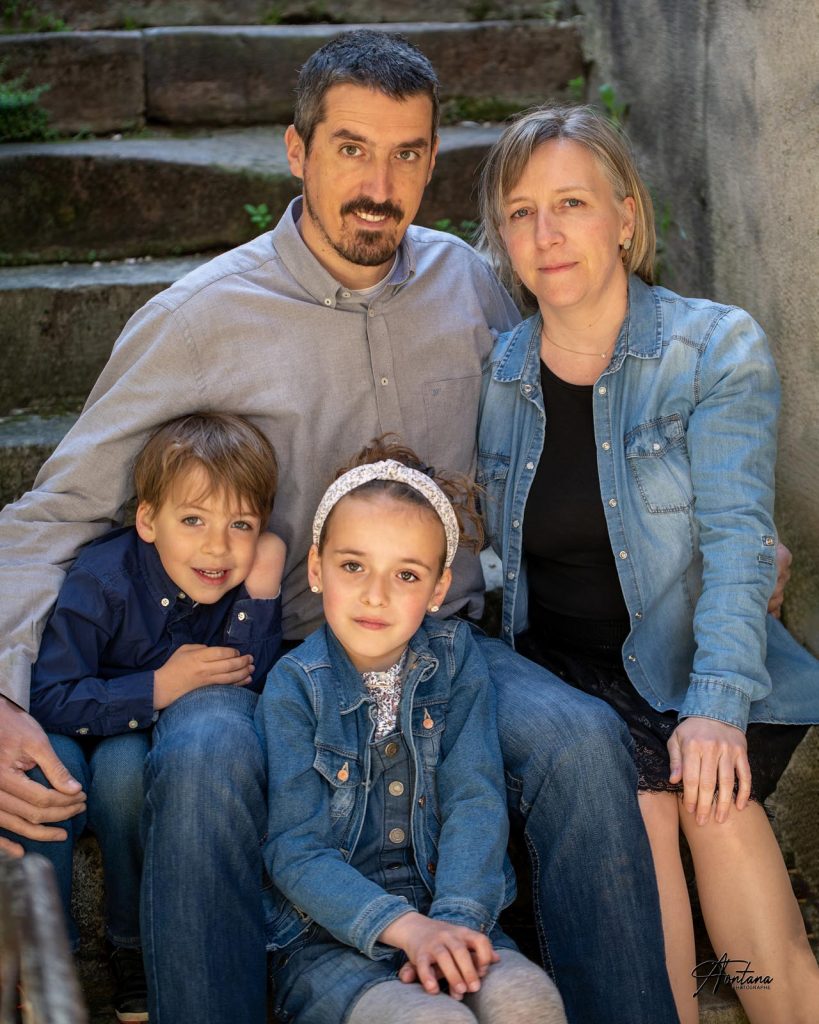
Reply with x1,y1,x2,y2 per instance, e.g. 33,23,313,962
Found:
0,61,51,141
1,1,68,32
567,75,585,103
598,83,628,126
433,218,479,244
262,3,284,24
244,203,274,232
440,95,524,125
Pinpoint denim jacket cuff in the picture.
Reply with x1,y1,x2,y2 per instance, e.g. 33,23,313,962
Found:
680,677,751,732
429,897,494,934
352,895,412,960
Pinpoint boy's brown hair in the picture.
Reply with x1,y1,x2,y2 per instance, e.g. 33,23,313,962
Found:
134,413,278,520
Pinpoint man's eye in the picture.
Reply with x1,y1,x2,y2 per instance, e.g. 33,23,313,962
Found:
341,144,361,157
396,150,419,162
341,561,363,573
397,570,418,582
564,197,583,208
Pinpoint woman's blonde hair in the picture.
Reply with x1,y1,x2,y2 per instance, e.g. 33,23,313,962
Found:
477,104,655,309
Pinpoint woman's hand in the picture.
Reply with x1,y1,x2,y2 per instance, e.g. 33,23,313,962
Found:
379,911,498,999
667,716,751,825
767,541,792,619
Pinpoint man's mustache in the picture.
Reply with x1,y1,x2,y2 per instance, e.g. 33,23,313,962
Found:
340,197,404,223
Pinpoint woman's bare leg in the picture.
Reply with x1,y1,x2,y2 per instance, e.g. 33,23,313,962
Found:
639,791,698,1024
681,800,819,1024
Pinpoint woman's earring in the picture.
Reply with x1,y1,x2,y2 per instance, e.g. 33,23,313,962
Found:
429,604,440,613
622,237,632,251
311,585,321,593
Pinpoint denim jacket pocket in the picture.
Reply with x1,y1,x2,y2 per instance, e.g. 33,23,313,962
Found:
313,748,362,827
624,415,694,514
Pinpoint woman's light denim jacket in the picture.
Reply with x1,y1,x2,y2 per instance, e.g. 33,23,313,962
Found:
256,616,515,958
478,275,819,732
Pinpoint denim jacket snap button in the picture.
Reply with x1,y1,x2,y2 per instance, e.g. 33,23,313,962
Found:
336,762,349,782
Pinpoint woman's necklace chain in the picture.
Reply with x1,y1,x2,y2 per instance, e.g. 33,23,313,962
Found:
541,326,612,360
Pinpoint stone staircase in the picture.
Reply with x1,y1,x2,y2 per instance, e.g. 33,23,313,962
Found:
1,4,815,1022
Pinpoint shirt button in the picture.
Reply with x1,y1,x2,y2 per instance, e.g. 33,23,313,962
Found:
417,795,426,807
598,386,607,395
341,290,351,298
388,781,404,797
635,611,643,620
77,727,89,735
427,860,437,875
388,827,405,844
602,441,611,451
323,298,332,306
526,461,534,470
237,611,246,621
619,550,628,559
512,519,520,528
161,597,170,607
380,377,389,386
627,654,636,663
608,498,617,507
652,442,661,451
128,719,139,729
504,625,511,633
507,571,516,580
522,383,532,394
384,742,399,757
368,309,375,317
763,536,775,546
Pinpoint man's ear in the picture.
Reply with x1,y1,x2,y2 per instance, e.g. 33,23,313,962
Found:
307,543,323,592
285,124,306,180
135,502,157,544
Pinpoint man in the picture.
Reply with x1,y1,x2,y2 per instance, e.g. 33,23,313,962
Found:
1,30,685,1024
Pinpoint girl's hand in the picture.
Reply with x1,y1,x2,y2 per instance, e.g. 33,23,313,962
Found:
379,912,498,999
668,716,751,825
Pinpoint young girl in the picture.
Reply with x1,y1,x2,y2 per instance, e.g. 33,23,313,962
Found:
257,438,566,1024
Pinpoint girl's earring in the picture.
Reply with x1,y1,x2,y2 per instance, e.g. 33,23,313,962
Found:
311,585,321,593
428,604,440,613
622,236,632,251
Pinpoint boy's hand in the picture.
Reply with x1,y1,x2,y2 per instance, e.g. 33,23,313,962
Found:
243,532,286,600
668,716,751,825
379,912,498,999
153,644,254,709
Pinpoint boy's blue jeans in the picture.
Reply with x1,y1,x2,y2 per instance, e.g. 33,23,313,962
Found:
139,653,678,1024
1,730,149,951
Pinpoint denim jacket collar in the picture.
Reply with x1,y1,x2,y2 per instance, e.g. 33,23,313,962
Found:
489,275,664,387
321,623,438,717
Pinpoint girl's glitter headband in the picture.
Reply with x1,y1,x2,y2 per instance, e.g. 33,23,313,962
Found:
312,460,459,568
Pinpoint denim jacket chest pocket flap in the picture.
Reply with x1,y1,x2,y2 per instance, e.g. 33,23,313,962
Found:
313,747,363,825
624,414,694,514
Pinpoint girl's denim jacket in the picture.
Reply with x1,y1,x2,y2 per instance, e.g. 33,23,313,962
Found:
256,616,515,958
478,275,819,732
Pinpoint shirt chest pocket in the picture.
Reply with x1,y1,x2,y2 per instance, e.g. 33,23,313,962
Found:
624,415,694,514
314,748,362,826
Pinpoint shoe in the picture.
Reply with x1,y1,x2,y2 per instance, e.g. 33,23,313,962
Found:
110,946,149,1022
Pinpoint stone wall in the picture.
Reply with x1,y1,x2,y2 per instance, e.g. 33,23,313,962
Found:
574,0,819,654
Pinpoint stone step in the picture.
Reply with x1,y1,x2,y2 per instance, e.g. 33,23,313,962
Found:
0,412,79,506
0,123,500,264
0,20,582,135
0,257,208,416
18,1,556,31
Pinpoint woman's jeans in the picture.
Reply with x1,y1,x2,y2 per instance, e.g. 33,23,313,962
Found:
0,730,149,951
137,656,678,1024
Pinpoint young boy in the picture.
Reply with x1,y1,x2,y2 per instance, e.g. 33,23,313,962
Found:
11,412,285,1022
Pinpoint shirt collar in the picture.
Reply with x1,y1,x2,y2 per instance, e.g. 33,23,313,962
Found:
270,197,415,310
136,536,191,612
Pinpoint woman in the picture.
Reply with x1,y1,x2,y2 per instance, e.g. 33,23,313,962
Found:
476,105,819,1024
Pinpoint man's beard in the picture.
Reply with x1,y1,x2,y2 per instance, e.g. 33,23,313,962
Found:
305,193,405,268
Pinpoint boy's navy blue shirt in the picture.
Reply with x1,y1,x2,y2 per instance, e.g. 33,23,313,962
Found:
30,526,282,737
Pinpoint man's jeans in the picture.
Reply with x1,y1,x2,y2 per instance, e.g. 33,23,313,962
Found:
0,730,148,951
140,653,678,1024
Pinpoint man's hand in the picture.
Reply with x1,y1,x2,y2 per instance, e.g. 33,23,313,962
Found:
379,912,499,999
0,696,86,857
767,541,792,619
153,644,254,709
668,716,751,826
243,532,286,600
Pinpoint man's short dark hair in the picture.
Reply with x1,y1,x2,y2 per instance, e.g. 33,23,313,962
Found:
293,30,440,152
